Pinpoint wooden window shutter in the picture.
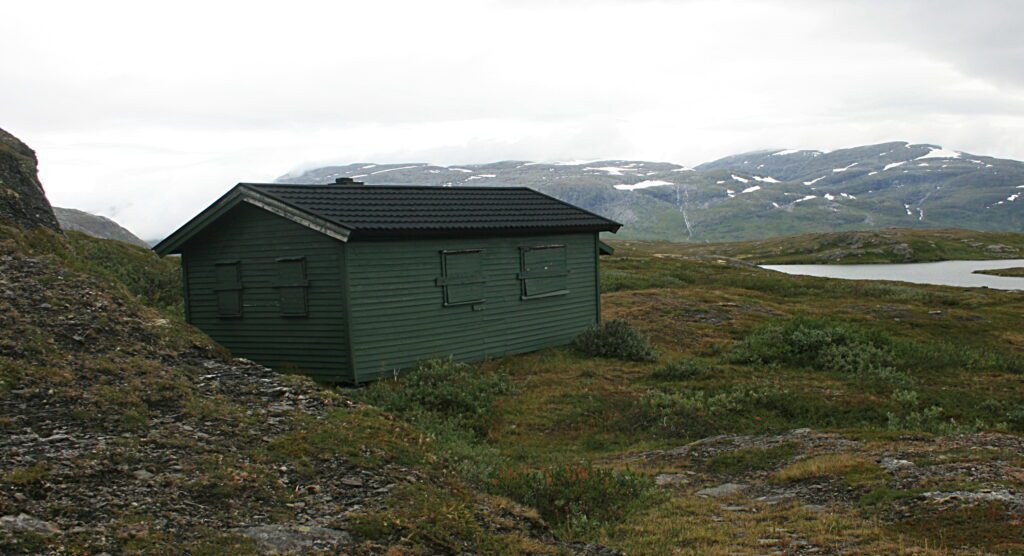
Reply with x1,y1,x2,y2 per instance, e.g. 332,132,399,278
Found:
213,261,242,317
276,257,308,316
436,249,486,307
519,245,569,299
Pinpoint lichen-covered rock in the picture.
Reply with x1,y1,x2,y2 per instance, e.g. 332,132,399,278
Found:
0,127,60,231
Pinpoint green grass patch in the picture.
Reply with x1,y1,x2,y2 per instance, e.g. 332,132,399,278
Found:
772,454,883,488
650,358,717,381
858,487,928,508
349,482,516,554
357,358,515,438
705,443,797,475
626,384,799,439
263,407,431,472
571,319,657,362
489,462,656,535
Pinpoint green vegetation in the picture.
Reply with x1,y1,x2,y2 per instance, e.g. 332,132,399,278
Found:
650,357,717,381
570,319,657,361
0,226,574,554
0,226,182,315
706,444,796,475
613,227,1024,264
728,317,913,390
6,223,1024,554
975,266,1024,277
629,384,794,439
490,463,655,533
772,454,882,487
358,358,515,438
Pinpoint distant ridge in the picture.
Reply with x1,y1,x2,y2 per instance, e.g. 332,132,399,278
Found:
54,207,149,248
280,142,1024,242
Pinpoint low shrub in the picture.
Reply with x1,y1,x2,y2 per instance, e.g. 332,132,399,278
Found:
628,384,789,438
571,319,657,362
885,389,986,435
600,267,691,293
650,358,714,381
357,358,514,438
729,317,911,388
489,463,654,533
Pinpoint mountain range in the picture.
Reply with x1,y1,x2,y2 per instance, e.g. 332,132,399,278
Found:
280,142,1024,242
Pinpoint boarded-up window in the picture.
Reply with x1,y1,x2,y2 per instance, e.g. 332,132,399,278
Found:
519,245,569,299
276,257,308,316
437,249,485,306
214,261,242,317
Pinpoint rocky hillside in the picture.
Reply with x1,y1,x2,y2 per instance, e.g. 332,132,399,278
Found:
281,142,1024,242
0,128,59,231
0,129,609,554
1,228,609,554
54,207,149,248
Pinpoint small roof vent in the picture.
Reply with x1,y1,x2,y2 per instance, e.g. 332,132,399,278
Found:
334,177,364,185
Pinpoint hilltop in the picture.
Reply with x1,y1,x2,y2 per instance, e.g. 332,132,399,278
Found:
54,207,149,248
281,141,1024,242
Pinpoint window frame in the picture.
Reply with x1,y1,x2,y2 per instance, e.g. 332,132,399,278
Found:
213,260,243,318
518,244,570,300
275,256,309,317
435,248,487,308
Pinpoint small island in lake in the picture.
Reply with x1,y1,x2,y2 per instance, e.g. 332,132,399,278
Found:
974,266,1024,277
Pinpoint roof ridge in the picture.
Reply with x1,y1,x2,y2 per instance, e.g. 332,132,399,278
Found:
247,182,535,191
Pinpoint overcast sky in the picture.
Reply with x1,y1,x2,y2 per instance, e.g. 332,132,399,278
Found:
4,0,1024,238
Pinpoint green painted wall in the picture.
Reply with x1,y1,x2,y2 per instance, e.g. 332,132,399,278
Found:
182,203,353,382
346,233,600,382
179,203,602,384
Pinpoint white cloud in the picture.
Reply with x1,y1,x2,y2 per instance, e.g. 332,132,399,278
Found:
2,0,1023,238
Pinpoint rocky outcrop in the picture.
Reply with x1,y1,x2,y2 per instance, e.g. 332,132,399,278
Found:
0,127,60,231
54,207,149,247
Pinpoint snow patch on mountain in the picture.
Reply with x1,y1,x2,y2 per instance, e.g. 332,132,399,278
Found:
917,147,961,160
371,165,421,175
614,180,674,191
586,166,634,176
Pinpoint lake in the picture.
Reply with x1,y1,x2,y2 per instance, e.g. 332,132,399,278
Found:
761,259,1024,291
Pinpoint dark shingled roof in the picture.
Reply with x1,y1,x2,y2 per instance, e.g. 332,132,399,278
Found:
242,183,621,238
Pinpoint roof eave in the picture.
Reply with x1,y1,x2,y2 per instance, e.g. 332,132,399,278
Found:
152,185,352,256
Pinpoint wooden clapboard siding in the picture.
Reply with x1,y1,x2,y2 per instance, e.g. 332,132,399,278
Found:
182,203,352,382
346,233,599,382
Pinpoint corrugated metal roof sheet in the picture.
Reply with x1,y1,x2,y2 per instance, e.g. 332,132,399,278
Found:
241,183,620,238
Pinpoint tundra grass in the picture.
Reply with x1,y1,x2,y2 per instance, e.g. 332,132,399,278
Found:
16,225,1022,553
469,245,1024,552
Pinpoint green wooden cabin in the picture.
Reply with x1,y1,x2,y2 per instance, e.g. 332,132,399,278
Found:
154,180,620,383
